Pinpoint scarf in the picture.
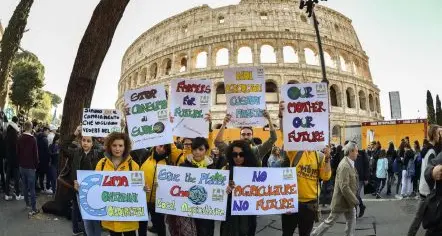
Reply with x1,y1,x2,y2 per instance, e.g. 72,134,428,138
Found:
192,158,207,168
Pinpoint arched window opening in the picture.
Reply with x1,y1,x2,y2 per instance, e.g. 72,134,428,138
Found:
260,45,276,64
330,85,339,107
369,94,374,112
265,81,278,103
304,48,318,65
150,63,158,79
216,83,226,104
260,12,268,20
359,90,367,110
196,51,208,69
219,16,225,24
283,46,298,63
346,87,356,108
180,57,188,72
324,51,336,68
216,48,229,66
140,68,147,84
162,58,172,75
332,125,341,137
340,55,348,72
237,46,253,64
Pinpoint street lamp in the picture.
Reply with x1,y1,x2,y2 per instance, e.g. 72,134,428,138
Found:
299,0,328,84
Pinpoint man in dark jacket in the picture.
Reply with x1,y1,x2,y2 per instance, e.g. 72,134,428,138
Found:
355,148,370,218
4,116,22,200
17,121,39,216
424,151,442,235
37,127,51,194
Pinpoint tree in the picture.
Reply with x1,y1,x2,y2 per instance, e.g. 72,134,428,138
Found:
50,0,130,214
427,90,436,124
30,91,52,123
10,58,44,113
50,93,62,108
436,95,442,125
0,0,35,109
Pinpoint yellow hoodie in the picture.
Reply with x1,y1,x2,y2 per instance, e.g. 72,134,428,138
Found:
140,152,168,203
95,155,140,233
284,151,331,203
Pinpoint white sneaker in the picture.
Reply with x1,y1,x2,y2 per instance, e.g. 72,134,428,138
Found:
4,195,13,201
44,189,53,195
15,195,24,200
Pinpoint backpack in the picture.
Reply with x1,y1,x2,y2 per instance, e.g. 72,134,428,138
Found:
406,157,416,177
392,158,400,173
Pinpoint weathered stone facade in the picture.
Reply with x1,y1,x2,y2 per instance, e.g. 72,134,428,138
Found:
116,0,382,141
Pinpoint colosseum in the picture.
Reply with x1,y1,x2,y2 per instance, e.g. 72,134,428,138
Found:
116,0,383,144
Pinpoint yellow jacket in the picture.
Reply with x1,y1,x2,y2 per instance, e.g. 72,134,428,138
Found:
140,153,168,203
170,132,214,166
284,151,331,203
95,155,140,233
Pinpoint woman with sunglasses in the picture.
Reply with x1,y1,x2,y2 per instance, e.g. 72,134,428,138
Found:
221,140,259,236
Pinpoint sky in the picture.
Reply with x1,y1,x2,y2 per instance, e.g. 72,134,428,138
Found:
1,0,441,120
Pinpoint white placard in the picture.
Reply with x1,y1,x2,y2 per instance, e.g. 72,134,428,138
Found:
82,109,121,137
282,83,329,151
124,84,173,150
170,79,211,138
231,167,298,215
77,170,149,221
224,67,266,127
155,165,229,221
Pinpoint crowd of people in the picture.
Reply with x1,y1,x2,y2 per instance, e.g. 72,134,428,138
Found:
2,103,442,236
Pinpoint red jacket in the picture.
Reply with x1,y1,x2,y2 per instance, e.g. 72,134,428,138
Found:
17,133,39,169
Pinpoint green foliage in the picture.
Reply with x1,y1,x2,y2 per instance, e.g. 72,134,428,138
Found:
45,91,62,107
30,91,52,123
427,90,436,124
436,95,442,126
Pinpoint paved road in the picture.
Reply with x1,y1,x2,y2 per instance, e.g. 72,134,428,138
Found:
0,193,426,236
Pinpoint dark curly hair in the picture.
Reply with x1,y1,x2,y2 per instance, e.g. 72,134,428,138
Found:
104,132,132,158
192,137,209,151
226,140,258,179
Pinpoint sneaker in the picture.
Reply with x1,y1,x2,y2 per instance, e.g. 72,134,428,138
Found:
376,193,381,199
16,195,24,200
28,209,40,216
72,231,84,236
147,226,157,234
358,205,366,218
4,195,13,201
44,189,53,195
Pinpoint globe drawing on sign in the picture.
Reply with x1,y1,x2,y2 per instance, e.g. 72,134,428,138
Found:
287,86,301,100
188,185,208,205
153,122,165,133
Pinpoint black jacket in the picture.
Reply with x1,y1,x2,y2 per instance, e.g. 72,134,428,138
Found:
355,150,370,182
5,123,19,166
37,133,50,164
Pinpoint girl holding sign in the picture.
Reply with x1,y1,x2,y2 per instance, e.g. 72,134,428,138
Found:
95,132,141,236
222,140,259,236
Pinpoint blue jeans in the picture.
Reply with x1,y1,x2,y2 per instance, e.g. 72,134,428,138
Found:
84,219,102,236
19,167,36,211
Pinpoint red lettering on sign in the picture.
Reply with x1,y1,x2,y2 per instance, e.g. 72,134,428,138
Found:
102,176,129,187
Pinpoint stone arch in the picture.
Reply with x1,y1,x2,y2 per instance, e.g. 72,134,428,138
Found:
237,46,253,64
195,51,208,69
358,90,367,110
369,94,374,112
339,54,349,72
131,72,138,88
218,16,225,24
330,84,341,107
304,47,318,65
161,58,172,75
179,55,188,72
150,63,158,79
376,96,381,113
346,87,356,108
266,80,278,103
139,67,147,84
260,44,277,63
323,49,336,68
283,46,299,63
215,82,226,104
332,125,341,138
216,48,229,66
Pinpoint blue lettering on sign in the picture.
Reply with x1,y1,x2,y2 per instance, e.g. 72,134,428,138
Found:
236,109,264,118
292,116,315,128
252,171,267,182
183,95,196,106
78,174,107,217
233,200,249,211
158,169,181,182
229,96,261,106
287,86,314,100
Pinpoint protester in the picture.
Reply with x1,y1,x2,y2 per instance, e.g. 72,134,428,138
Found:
311,141,359,236
268,146,283,167
48,134,60,193
386,142,398,195
211,146,226,169
355,146,370,217
423,144,442,235
37,127,52,194
94,132,140,236
375,150,388,198
4,116,22,200
278,101,332,236
412,140,422,196
221,140,259,236
17,121,40,216
139,145,171,236
401,143,415,198
408,125,439,236
64,125,103,236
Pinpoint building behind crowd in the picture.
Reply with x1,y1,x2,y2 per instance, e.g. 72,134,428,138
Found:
116,0,383,143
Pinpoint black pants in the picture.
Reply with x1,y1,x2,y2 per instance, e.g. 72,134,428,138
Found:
109,231,136,236
139,205,166,236
38,164,50,190
248,215,257,235
412,175,419,193
387,172,394,194
377,178,386,194
5,164,20,196
195,218,215,236
0,158,5,191
396,172,402,194
281,202,316,236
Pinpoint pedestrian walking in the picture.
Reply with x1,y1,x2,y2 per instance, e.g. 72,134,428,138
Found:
401,144,415,197
355,148,369,217
37,127,52,194
375,150,388,198
386,142,398,195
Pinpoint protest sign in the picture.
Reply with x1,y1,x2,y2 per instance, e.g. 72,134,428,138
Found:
155,165,229,221
77,170,149,221
224,67,266,127
170,79,211,138
82,108,121,137
124,84,173,150
231,167,298,216
282,83,329,151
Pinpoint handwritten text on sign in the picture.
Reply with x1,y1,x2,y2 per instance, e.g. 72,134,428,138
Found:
82,109,121,137
124,84,173,150
155,165,229,221
77,170,149,221
224,67,266,127
170,79,211,138
282,83,329,151
231,167,298,215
